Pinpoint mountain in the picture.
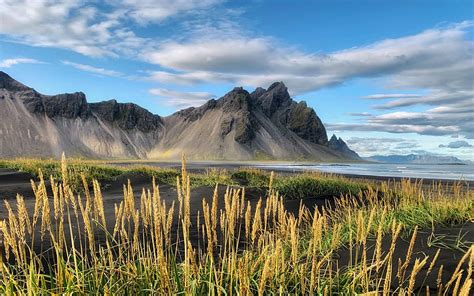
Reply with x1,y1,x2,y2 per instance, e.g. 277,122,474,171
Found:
328,135,360,159
365,154,466,164
0,71,360,161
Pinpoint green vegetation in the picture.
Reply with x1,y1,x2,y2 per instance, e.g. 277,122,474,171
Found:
0,157,472,294
230,167,270,187
0,159,369,199
228,167,370,198
0,158,123,188
273,174,368,198
0,158,180,190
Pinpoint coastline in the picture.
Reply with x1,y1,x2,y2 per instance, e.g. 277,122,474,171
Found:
109,161,474,186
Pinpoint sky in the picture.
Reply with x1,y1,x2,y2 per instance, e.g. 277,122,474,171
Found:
0,0,473,160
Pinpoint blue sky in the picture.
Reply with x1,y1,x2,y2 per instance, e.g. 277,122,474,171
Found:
0,0,473,159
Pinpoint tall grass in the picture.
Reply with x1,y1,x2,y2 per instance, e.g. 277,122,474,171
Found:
0,155,472,294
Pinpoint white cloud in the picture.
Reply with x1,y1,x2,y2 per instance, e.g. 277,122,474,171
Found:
362,94,422,100
149,88,214,108
0,0,119,57
147,70,225,85
111,0,225,24
344,137,420,156
320,23,473,139
340,89,473,139
328,103,474,138
373,90,473,109
146,38,278,73
328,122,460,137
0,0,227,58
1,0,204,58
61,61,123,77
347,112,372,117
0,58,44,68
439,140,473,149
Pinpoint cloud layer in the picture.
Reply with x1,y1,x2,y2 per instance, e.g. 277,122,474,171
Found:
344,137,420,156
145,22,473,93
439,140,473,149
149,88,214,108
62,61,123,77
115,0,224,24
0,0,225,57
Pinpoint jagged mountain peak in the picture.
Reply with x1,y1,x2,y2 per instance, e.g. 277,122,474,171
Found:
229,86,247,94
254,82,291,116
328,134,360,159
329,134,347,146
250,87,266,99
219,87,251,113
267,81,287,92
329,134,339,142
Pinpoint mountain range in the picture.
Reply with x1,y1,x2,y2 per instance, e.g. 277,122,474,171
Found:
0,71,359,161
365,154,467,164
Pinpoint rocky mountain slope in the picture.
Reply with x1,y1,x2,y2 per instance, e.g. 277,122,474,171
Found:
0,71,360,161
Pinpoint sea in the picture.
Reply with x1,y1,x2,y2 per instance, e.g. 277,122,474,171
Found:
252,163,474,181
114,161,474,182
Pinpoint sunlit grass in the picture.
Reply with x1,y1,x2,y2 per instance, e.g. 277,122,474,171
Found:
0,155,472,294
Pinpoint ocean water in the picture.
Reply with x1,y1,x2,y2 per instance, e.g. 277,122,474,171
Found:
253,163,474,181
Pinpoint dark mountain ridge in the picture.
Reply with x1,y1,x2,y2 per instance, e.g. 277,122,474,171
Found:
0,71,359,160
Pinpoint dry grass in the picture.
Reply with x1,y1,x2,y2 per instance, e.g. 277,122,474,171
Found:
0,154,472,294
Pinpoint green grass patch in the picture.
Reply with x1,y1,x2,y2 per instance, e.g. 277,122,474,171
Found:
0,159,182,189
230,168,269,187
274,174,368,199
0,159,123,188
230,168,368,198
191,168,237,187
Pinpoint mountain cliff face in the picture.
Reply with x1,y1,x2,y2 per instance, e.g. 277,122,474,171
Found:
90,100,163,133
251,82,327,145
0,71,360,160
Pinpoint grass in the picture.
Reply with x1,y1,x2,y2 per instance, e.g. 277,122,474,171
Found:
0,155,472,294
0,158,123,186
0,158,369,199
425,229,473,252
273,173,368,198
